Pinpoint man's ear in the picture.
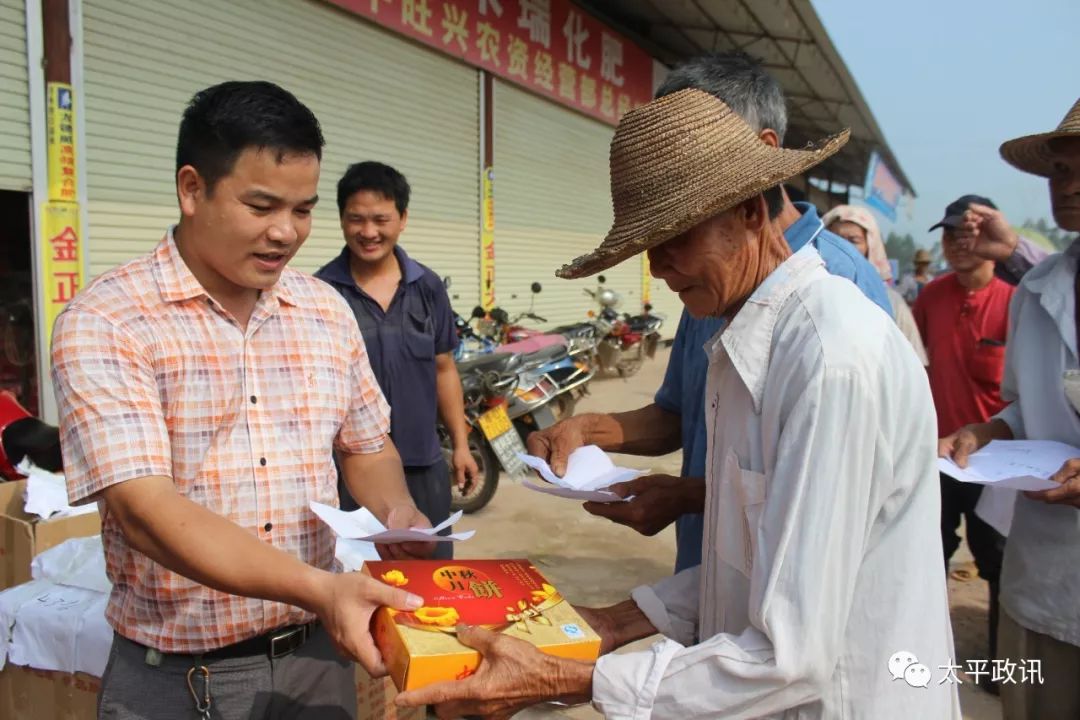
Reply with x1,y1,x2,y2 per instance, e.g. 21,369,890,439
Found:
739,194,769,233
758,128,780,148
399,208,408,233
176,165,205,218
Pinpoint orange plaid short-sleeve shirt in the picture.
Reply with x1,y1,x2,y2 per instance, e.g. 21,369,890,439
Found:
51,230,391,653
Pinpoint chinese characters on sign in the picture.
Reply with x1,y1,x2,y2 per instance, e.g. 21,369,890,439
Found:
47,83,78,203
41,82,84,343
480,166,496,310
40,202,84,342
326,0,653,125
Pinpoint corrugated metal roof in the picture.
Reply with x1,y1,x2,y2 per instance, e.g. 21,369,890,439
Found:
575,0,915,196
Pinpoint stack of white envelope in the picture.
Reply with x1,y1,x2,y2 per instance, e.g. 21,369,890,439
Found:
0,535,111,677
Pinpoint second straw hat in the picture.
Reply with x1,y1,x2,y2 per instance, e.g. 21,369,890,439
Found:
557,88,850,279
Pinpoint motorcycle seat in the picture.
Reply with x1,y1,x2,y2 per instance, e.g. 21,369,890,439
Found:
456,352,517,374
519,344,569,366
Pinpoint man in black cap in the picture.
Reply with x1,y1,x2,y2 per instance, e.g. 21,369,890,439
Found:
914,194,1015,670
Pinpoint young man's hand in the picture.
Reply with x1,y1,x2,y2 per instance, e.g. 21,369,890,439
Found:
312,571,423,676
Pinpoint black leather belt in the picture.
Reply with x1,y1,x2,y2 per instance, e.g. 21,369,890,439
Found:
199,620,320,660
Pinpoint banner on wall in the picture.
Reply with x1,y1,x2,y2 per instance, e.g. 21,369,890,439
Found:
863,151,902,222
480,166,496,310
326,0,654,125
641,253,651,307
39,202,84,343
46,83,78,203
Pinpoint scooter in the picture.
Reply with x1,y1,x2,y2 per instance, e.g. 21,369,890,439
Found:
440,353,524,514
577,275,664,378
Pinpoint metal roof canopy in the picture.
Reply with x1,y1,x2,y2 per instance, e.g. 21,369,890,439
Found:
576,0,915,196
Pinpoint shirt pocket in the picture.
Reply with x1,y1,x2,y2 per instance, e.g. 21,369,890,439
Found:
714,447,767,579
969,342,1006,387
404,309,435,360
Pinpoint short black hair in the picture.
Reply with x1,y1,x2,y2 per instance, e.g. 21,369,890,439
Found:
337,161,411,216
657,52,788,220
176,81,324,192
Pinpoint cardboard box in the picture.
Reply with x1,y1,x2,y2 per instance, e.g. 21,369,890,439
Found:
0,665,99,719
355,665,426,720
0,480,101,590
364,559,600,691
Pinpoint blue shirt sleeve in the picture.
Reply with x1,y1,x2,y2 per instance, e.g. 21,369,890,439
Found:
814,231,893,319
654,309,690,413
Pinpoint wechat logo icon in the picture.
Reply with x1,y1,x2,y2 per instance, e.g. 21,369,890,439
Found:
888,651,931,688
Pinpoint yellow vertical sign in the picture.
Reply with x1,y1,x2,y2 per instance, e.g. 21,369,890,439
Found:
39,202,84,341
40,82,84,343
480,166,496,311
641,253,651,306
47,83,78,202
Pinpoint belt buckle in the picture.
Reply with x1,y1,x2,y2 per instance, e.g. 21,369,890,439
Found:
269,624,308,659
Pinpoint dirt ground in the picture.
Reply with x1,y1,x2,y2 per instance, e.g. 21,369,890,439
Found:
455,347,1002,719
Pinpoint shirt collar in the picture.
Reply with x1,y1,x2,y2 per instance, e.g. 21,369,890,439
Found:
1023,239,1080,356
320,244,426,288
784,202,826,253
707,245,826,414
154,225,297,307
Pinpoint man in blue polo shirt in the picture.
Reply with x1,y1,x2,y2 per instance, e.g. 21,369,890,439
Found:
316,161,477,558
526,52,891,572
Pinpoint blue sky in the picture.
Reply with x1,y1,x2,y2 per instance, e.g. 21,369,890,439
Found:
815,0,1077,247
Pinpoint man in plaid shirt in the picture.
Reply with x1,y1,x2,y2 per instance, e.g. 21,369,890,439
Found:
51,81,431,718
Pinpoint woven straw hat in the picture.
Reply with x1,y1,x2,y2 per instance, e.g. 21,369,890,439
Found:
1000,98,1080,178
556,89,850,279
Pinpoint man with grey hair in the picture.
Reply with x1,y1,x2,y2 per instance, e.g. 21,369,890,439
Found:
527,51,891,571
398,84,957,720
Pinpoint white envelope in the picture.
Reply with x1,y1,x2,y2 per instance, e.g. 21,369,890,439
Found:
310,503,474,543
517,445,644,503
937,439,1077,492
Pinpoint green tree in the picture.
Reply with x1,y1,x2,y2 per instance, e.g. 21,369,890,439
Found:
885,232,917,273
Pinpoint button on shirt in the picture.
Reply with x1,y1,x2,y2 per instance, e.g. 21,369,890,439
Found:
51,230,391,653
592,247,959,719
912,273,1014,437
656,202,893,571
315,246,457,468
994,241,1080,647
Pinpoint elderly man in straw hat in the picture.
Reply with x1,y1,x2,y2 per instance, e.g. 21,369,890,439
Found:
396,90,960,720
940,98,1080,720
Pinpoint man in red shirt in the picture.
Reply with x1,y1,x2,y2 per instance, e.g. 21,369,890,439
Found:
914,194,1014,666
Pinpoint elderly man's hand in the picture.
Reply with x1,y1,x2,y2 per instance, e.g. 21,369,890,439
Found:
1025,458,1080,508
954,203,1018,262
377,505,437,561
394,625,593,720
582,474,705,536
525,414,598,476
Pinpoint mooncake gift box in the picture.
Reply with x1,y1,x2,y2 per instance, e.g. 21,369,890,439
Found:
363,558,601,691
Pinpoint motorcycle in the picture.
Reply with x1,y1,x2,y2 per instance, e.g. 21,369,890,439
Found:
575,275,664,378
439,352,525,514
463,282,595,420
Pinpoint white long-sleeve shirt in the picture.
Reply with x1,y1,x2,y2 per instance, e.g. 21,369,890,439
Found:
591,247,960,719
994,241,1080,647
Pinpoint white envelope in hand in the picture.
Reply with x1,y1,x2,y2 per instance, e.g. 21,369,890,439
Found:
517,445,645,503
309,503,474,543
